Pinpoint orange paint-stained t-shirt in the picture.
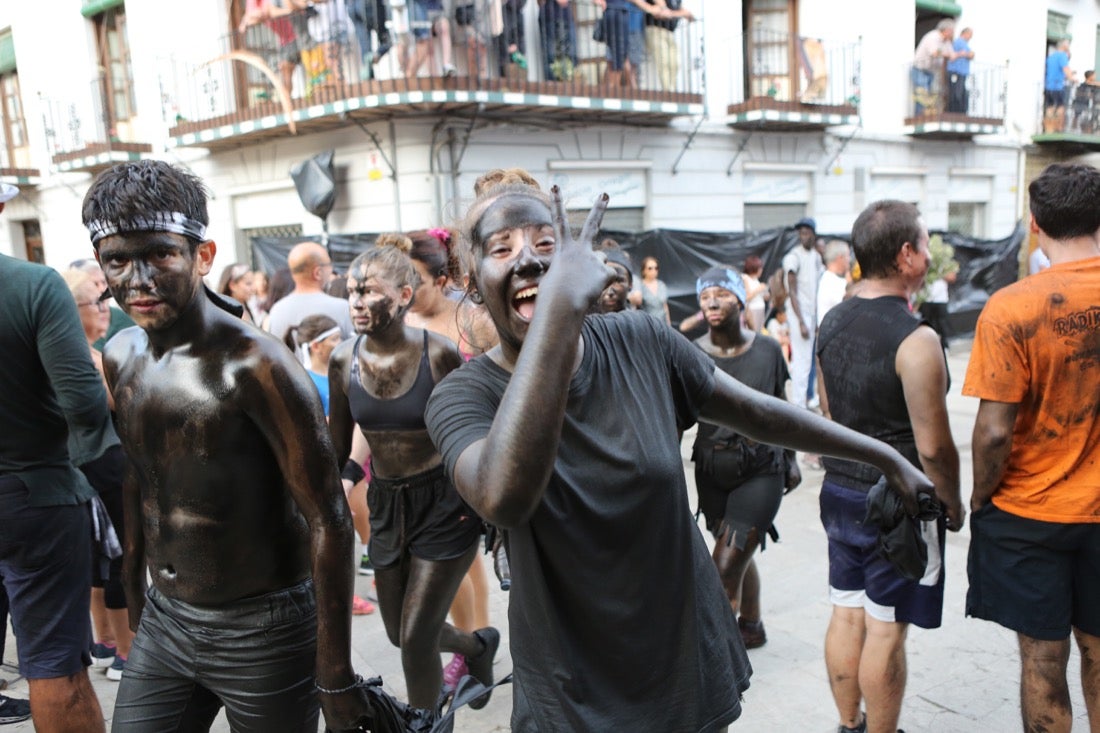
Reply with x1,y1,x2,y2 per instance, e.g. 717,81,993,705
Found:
963,256,1100,523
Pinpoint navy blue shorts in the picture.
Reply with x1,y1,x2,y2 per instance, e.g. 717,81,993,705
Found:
967,502,1100,640
820,480,946,629
0,475,92,679
113,580,319,732
368,464,481,570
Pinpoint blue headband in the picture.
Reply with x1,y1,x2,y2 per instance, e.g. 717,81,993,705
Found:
695,267,746,305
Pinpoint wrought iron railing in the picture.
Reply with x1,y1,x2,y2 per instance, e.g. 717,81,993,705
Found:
906,59,1006,122
160,0,704,134
730,29,860,110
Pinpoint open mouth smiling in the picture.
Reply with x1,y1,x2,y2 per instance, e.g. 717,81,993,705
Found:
512,285,539,322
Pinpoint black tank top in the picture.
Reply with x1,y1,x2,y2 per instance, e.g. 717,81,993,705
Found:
816,296,924,490
348,330,435,431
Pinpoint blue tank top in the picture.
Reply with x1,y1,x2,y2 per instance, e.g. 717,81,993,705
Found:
348,330,435,431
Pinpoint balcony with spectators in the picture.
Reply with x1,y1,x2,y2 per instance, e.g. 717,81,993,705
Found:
1032,75,1100,150
162,0,706,152
903,59,1006,139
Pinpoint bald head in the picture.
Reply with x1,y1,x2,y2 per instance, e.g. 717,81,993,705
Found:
287,242,332,292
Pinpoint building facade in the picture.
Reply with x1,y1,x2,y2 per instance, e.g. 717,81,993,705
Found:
0,1,1095,269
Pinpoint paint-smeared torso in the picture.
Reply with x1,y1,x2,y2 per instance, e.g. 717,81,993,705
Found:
106,326,311,605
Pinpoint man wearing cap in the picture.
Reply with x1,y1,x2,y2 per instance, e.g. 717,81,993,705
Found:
82,161,373,732
783,217,824,409
816,200,962,733
0,181,104,729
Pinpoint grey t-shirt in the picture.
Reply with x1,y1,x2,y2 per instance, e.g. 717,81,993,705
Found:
265,291,353,343
427,311,751,733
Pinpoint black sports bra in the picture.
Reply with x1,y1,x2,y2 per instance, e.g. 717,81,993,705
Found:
348,331,435,432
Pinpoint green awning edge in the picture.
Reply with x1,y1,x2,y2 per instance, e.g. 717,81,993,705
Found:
81,0,124,18
0,31,15,75
916,0,962,17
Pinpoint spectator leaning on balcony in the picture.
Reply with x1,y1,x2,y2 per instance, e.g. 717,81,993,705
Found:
642,0,695,92
946,26,974,114
912,19,956,116
1044,39,1076,132
348,0,393,81
537,0,577,82
239,0,314,95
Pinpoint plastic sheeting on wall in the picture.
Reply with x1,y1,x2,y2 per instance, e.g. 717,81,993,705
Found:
250,222,1024,338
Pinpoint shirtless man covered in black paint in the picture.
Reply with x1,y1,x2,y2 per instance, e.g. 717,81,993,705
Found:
83,160,372,732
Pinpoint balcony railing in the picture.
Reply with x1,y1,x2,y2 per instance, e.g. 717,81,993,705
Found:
40,74,152,172
1030,80,1100,150
728,29,860,130
161,1,705,151
904,60,1006,138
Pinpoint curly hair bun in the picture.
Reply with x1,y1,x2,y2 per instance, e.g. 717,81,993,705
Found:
374,232,413,253
474,168,541,196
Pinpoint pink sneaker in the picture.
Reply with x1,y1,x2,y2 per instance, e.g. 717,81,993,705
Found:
442,654,467,691
352,595,375,615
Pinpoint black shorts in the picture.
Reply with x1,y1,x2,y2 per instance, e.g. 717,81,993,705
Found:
694,466,783,550
1045,89,1067,108
113,581,318,732
967,501,1100,640
0,475,93,679
367,464,481,570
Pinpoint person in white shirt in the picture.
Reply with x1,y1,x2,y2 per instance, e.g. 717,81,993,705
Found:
783,217,825,408
816,241,851,329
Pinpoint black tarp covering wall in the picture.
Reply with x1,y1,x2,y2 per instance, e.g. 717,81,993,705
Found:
251,222,1024,337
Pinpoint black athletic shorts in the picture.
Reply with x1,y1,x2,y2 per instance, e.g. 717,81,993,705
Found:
967,501,1100,640
367,464,481,570
694,466,783,550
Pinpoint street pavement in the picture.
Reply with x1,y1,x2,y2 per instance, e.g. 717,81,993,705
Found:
2,341,1092,731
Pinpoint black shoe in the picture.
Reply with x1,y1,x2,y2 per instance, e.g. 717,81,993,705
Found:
466,627,500,710
0,696,31,724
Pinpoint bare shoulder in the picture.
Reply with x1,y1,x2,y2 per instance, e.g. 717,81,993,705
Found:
426,329,464,378
330,337,356,369
896,324,947,379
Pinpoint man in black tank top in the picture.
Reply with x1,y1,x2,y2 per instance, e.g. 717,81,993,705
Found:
816,200,963,733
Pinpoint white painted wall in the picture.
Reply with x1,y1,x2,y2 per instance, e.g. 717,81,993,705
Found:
1,0,1083,265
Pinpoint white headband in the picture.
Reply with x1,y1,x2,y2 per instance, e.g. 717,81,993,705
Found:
299,326,341,368
86,211,207,245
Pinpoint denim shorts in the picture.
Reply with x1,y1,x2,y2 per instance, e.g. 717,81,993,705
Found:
112,580,319,732
0,475,92,679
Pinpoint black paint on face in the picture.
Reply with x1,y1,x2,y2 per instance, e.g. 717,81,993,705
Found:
699,286,742,330
472,195,556,351
600,262,632,313
474,195,554,255
96,232,202,331
347,265,404,336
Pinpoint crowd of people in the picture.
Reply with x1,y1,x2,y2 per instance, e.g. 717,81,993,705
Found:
234,0,695,94
0,158,1098,733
